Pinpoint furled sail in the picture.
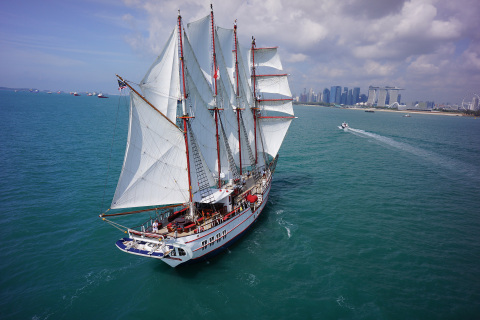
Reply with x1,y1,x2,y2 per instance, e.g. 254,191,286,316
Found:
111,93,189,209
140,28,181,123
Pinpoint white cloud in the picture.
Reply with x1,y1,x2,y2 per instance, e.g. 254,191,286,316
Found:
407,56,440,75
286,53,308,63
363,60,397,76
119,0,480,103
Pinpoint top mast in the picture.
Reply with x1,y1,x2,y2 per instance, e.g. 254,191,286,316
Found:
211,4,218,96
211,4,222,187
178,11,193,204
251,37,258,164
234,21,242,175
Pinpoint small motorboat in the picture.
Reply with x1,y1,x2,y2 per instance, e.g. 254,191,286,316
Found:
338,122,349,130
403,113,411,117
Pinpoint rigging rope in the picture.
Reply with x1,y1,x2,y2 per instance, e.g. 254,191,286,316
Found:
100,90,127,213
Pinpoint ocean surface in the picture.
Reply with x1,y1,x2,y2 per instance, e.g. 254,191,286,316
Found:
1,90,479,319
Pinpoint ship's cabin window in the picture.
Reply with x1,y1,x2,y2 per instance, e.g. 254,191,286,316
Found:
178,248,186,256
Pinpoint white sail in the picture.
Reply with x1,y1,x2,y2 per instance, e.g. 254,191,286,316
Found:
185,77,219,184
187,15,213,87
216,27,236,89
111,11,294,209
111,93,189,209
183,26,223,181
253,47,283,70
214,27,241,172
257,117,293,158
106,9,298,266
140,28,180,123
255,74,292,97
237,44,253,105
259,99,294,116
235,45,256,165
183,32,215,109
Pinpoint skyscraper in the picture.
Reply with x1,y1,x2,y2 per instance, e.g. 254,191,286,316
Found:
335,87,341,104
353,87,360,105
322,88,330,103
367,86,377,105
347,89,353,105
473,96,479,110
340,87,348,105
330,86,341,104
377,88,388,107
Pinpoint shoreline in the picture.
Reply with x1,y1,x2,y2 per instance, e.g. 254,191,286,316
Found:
347,107,464,117
299,104,466,117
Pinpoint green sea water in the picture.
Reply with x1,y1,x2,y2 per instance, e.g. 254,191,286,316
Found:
1,91,479,319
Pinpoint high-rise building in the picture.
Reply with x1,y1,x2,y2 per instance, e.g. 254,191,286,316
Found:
389,89,400,105
473,96,479,110
353,87,360,105
308,88,314,103
367,86,403,106
377,88,388,107
335,87,341,104
330,86,341,104
347,89,353,105
322,88,330,103
367,86,377,105
340,92,347,105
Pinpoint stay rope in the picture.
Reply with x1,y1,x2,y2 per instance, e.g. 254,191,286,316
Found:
99,90,127,213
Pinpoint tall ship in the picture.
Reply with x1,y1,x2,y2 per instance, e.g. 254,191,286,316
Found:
99,6,295,267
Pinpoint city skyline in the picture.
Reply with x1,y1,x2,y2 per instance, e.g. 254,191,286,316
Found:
1,0,479,105
296,86,391,106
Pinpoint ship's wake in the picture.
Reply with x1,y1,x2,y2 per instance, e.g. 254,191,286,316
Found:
346,127,480,182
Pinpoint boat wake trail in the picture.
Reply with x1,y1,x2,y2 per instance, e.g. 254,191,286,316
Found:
276,210,293,238
347,128,480,181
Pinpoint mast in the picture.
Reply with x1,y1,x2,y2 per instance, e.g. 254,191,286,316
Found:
251,37,258,164
211,4,222,187
234,21,242,175
178,11,193,204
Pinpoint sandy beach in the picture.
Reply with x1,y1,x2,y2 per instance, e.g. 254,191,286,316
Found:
347,107,464,116
301,104,465,117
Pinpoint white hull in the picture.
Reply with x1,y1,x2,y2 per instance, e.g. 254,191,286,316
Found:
115,176,272,267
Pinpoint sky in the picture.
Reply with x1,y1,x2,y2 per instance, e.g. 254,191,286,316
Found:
1,0,479,105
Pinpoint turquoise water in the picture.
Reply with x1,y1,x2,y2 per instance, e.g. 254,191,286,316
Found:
1,91,479,319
